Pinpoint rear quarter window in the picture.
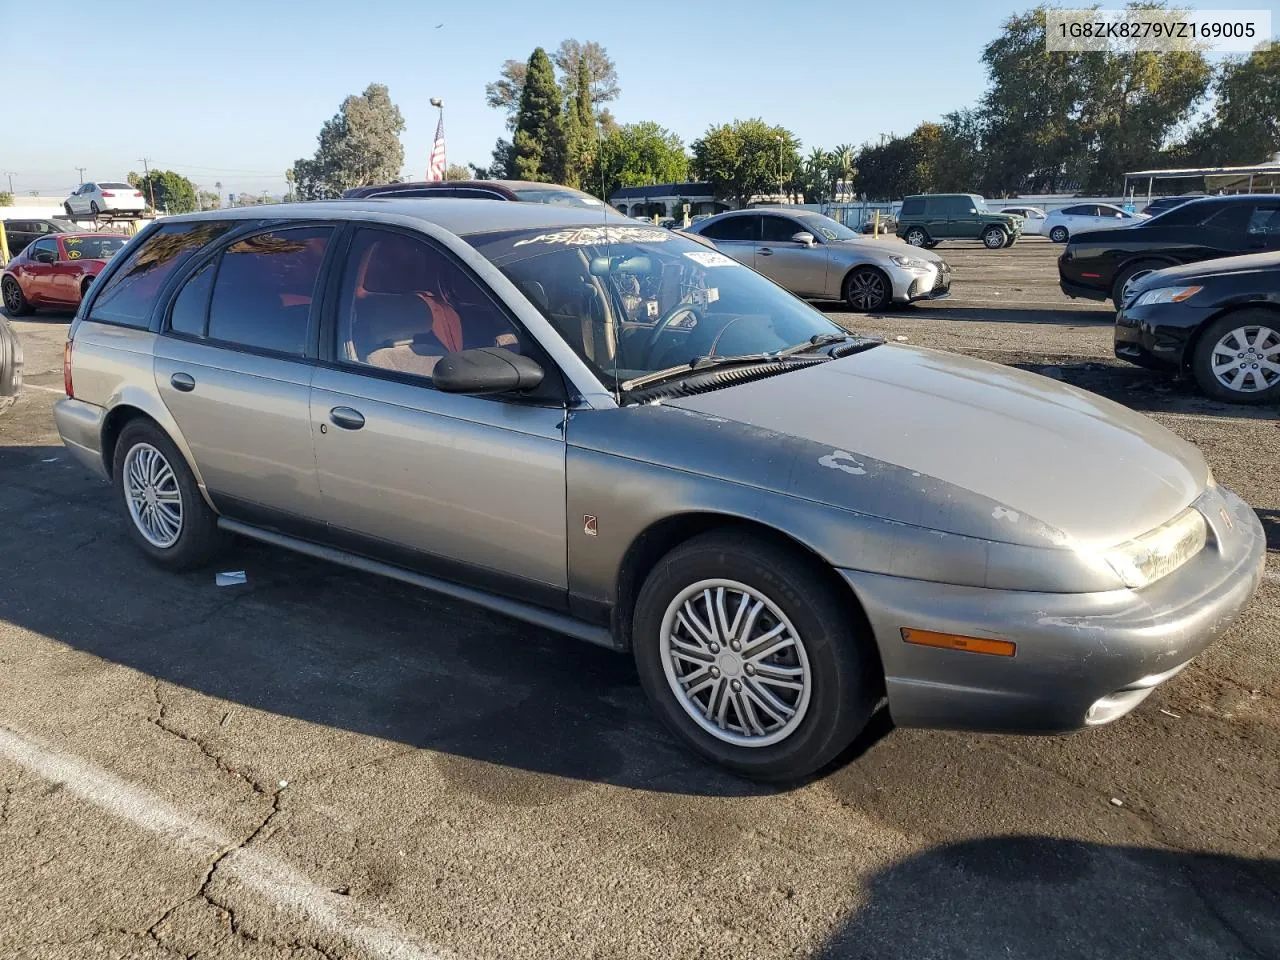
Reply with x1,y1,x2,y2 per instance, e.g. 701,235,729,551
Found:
88,222,233,329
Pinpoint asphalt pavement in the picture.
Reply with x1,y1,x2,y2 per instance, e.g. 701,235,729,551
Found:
1,240,1277,959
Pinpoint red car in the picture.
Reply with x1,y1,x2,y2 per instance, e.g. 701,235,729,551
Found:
2,232,129,315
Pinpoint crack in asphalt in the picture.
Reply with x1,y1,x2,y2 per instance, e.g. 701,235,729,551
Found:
150,678,270,798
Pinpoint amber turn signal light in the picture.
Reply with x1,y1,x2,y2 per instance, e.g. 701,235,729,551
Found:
901,628,1016,657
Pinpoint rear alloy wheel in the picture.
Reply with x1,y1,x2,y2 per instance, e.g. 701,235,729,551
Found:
113,419,229,570
633,531,881,781
982,226,1007,249
904,227,928,247
1192,312,1280,405
843,267,891,312
64,203,74,217
1049,226,1069,243
2,276,32,316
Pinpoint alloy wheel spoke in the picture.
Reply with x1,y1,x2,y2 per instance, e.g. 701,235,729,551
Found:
679,602,717,647
742,623,791,661
671,639,714,665
745,678,796,720
735,690,766,736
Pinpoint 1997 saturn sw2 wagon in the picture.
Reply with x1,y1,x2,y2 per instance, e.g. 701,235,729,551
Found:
55,201,1266,780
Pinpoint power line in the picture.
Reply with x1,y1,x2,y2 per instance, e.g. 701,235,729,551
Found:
75,167,87,185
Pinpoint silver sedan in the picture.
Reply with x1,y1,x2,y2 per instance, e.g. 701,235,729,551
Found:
684,208,951,311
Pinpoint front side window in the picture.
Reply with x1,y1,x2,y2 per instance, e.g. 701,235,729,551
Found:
700,216,758,242
760,216,805,243
510,186,604,208
1246,206,1280,236
205,227,331,356
89,221,233,328
29,238,57,261
1061,205,1090,217
336,228,523,379
467,224,845,393
944,196,974,216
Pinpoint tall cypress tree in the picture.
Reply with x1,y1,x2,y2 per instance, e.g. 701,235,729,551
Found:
562,54,597,188
512,47,565,182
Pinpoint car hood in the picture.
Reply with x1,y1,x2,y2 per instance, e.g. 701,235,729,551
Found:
665,346,1208,549
832,237,943,262
1134,251,1280,290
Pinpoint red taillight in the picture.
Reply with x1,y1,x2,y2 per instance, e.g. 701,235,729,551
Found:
64,340,74,398
101,191,115,197
134,191,144,198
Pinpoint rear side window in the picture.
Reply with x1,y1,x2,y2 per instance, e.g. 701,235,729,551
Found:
206,227,331,356
1246,205,1280,236
89,222,232,328
1199,203,1255,235
900,198,924,216
700,216,758,241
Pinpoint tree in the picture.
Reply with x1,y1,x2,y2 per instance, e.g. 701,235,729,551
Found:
0,193,12,207
444,164,472,182
129,169,197,213
512,48,566,183
562,54,598,189
596,122,690,199
197,190,222,210
291,83,405,199
1181,43,1280,165
691,119,800,208
486,39,619,130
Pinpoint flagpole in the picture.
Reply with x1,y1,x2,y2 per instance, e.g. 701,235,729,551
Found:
429,97,445,181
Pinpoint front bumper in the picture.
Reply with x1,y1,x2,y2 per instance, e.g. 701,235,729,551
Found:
892,262,951,303
54,397,108,479
1114,300,1208,373
840,483,1265,734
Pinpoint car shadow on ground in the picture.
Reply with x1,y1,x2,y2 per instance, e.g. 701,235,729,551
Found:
814,836,1280,960
1256,509,1280,551
906,304,1115,325
0,443,898,798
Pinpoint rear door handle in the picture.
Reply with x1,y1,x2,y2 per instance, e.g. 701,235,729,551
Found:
329,406,365,430
170,372,195,392
758,247,773,256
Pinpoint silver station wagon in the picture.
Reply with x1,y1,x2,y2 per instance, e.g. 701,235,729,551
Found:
54,200,1266,780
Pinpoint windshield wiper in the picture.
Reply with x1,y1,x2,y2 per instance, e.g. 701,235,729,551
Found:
620,334,851,391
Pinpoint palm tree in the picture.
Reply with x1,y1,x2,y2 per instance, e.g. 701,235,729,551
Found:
804,147,830,204
831,144,856,200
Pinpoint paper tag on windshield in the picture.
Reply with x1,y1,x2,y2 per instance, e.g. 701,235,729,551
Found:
684,250,738,268
646,299,659,317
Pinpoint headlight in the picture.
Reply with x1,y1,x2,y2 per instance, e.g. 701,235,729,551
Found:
889,255,931,270
1134,285,1202,306
1103,507,1206,589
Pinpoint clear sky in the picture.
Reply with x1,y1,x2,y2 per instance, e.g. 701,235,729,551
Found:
2,0,1274,199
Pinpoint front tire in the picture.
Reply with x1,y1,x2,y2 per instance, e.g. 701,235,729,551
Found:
90,201,101,216
1049,225,1069,243
982,226,1007,249
904,227,928,247
1111,261,1163,307
1191,311,1280,405
112,419,229,570
2,277,32,316
632,531,882,781
843,266,892,313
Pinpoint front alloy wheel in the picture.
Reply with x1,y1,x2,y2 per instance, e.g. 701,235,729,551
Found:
123,442,184,547
844,268,890,312
982,227,1006,249
904,228,927,246
660,580,812,747
1202,322,1280,400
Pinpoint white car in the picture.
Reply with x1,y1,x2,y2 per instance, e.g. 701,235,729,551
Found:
999,205,1047,235
64,181,147,217
1044,203,1143,243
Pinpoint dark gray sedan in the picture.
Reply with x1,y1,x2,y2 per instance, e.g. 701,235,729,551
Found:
54,200,1265,780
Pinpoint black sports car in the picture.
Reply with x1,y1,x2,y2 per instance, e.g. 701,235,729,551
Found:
1115,251,1280,405
1059,195,1280,306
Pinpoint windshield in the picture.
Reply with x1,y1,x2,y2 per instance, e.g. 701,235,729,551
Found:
510,187,605,209
466,225,845,392
62,235,126,259
794,213,859,241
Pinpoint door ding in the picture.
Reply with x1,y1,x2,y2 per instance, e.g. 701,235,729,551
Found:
310,226,569,598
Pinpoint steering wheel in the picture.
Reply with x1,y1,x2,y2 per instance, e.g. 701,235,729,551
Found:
643,303,702,366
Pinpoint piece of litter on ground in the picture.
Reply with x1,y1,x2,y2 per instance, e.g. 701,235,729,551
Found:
1109,797,1124,807
1159,708,1181,719
41,458,59,463
278,779,288,789
894,336,909,342
215,571,247,587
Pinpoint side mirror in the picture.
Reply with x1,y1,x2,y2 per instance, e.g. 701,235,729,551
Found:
432,346,544,395
969,208,978,214
790,231,816,247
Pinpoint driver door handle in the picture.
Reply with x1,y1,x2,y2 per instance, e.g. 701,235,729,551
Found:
329,406,365,430
758,247,774,256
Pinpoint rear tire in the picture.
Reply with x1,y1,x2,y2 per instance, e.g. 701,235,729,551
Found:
63,203,74,217
1049,225,1069,243
904,227,928,247
1003,233,1017,248
112,419,230,571
982,226,1007,249
1,277,32,316
632,530,882,781
1190,311,1280,405
843,266,892,313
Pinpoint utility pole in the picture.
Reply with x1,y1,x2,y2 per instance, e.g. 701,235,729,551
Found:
3,172,15,194
75,167,87,185
137,157,155,212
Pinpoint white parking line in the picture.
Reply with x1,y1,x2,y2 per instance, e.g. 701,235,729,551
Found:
0,724,456,960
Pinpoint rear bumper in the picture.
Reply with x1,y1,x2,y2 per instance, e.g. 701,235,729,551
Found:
1059,275,1110,302
54,397,108,479
840,484,1265,734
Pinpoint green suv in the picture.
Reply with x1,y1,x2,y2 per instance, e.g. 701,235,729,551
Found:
896,194,1022,249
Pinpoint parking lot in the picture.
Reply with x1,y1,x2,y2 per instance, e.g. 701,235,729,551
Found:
1,237,1277,959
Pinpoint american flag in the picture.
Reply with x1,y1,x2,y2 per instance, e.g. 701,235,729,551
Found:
427,114,446,181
